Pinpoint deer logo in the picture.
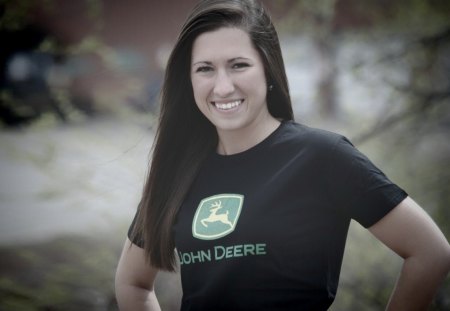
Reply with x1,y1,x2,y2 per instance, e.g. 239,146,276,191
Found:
192,194,244,240
201,201,233,228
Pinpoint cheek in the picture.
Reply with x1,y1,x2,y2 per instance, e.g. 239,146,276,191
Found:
191,76,206,97
247,64,266,85
191,79,209,113
241,73,267,98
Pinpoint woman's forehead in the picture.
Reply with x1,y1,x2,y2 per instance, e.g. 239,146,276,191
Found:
191,27,258,63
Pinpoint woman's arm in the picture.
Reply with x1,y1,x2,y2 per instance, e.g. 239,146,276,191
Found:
369,196,450,311
115,238,161,311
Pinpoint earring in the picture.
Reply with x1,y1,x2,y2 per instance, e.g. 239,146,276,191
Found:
268,85,274,91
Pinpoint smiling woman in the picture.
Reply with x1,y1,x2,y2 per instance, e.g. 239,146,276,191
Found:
115,0,450,310
190,27,280,154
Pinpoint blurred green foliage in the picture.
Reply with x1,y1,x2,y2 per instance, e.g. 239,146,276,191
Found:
0,236,120,311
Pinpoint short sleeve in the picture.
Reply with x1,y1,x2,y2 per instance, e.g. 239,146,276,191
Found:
325,136,408,227
127,211,145,248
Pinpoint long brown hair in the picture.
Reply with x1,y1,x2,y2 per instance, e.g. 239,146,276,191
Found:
131,0,294,271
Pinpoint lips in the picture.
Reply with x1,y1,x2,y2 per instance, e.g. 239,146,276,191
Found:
212,99,244,111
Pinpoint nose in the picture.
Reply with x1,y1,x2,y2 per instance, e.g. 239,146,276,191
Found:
213,70,235,97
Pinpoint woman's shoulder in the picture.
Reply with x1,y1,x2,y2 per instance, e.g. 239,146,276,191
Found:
277,120,345,151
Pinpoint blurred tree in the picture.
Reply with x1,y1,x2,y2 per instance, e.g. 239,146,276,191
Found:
0,0,107,127
267,0,450,119
266,0,340,119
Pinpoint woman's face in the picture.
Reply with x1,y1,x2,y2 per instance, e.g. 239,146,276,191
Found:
190,27,270,134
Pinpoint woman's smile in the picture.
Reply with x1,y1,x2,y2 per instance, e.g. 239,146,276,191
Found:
212,99,244,111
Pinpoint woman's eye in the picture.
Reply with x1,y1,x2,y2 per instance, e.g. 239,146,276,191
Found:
195,66,212,73
232,62,250,69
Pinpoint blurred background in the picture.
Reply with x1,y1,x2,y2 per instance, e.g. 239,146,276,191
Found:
0,0,449,310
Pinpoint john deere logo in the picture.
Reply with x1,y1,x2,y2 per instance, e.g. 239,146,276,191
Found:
192,194,244,240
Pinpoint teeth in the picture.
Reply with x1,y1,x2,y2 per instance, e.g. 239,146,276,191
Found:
214,100,242,110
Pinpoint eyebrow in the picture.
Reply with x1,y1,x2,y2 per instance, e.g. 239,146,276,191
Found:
192,57,251,66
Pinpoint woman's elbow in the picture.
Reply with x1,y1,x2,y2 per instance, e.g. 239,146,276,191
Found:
424,239,450,276
441,242,450,272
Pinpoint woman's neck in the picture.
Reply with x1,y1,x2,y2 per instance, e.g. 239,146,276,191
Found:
216,117,281,155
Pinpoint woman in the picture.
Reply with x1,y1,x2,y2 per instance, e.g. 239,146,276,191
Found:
115,0,450,310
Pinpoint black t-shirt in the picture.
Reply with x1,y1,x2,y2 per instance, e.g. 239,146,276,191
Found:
130,121,407,310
